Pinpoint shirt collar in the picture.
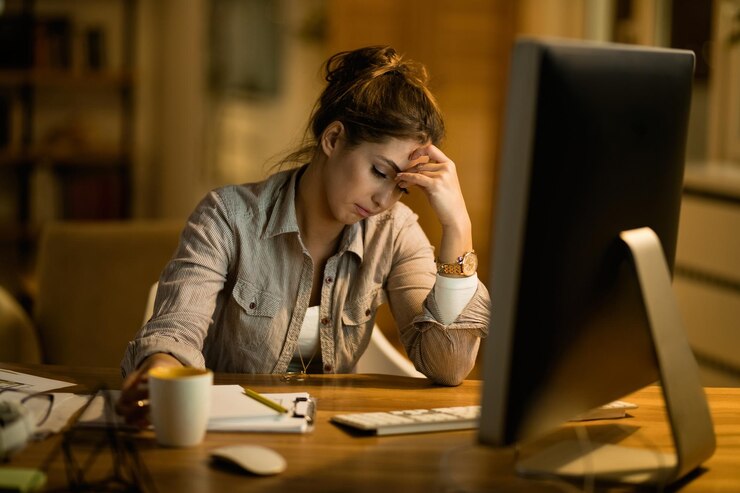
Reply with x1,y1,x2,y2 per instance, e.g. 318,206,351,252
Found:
339,222,364,262
262,165,304,239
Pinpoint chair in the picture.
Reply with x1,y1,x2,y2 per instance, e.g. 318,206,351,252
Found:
143,283,425,378
354,326,425,378
33,221,182,367
0,285,42,363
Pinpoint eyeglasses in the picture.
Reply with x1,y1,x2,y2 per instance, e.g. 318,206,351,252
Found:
38,386,157,493
0,387,55,428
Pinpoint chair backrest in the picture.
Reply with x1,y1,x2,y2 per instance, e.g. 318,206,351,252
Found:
34,221,182,367
0,285,42,363
144,282,424,378
354,328,425,378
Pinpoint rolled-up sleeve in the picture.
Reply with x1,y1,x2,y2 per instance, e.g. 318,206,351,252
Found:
121,190,235,377
401,285,489,385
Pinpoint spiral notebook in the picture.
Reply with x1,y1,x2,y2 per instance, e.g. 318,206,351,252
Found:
77,385,315,434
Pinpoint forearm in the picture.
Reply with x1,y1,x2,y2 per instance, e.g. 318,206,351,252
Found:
436,210,473,263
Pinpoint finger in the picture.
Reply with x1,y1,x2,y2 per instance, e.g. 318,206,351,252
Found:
395,171,438,190
120,373,148,399
124,405,151,429
398,161,447,182
409,144,449,164
119,385,149,406
116,396,148,417
115,395,149,421
116,377,149,417
408,154,430,168
116,392,151,428
408,161,446,174
122,367,148,389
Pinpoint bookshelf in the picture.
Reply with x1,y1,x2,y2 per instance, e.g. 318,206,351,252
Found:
0,0,136,297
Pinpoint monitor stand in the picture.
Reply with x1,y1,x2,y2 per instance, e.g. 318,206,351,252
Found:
516,227,716,485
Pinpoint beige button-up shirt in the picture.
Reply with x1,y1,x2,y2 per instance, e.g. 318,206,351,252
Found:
122,166,490,385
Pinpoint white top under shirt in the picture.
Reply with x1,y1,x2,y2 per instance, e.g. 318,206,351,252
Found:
291,273,479,368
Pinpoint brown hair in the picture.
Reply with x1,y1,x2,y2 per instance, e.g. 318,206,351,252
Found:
281,45,445,166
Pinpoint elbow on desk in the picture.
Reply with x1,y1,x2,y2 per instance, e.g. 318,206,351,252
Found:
402,324,481,386
429,375,465,386
405,343,479,386
422,359,474,386
422,340,481,386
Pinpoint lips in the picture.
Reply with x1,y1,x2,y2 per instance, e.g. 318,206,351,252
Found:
354,204,373,218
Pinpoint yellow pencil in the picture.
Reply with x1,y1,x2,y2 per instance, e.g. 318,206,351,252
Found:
242,387,289,414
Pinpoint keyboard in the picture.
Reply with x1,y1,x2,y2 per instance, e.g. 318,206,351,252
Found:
330,400,638,436
331,405,480,436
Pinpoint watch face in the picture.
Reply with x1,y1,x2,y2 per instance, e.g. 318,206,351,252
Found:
462,252,478,276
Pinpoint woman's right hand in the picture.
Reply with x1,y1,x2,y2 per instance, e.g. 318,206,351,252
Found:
115,352,182,428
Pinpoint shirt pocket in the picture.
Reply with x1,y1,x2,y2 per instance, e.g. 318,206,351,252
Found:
230,278,282,348
341,287,385,354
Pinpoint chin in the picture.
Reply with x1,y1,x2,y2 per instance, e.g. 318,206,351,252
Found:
335,206,365,225
342,216,363,226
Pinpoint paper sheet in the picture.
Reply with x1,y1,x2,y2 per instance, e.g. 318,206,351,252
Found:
0,371,315,434
0,370,81,435
76,385,314,433
0,369,74,393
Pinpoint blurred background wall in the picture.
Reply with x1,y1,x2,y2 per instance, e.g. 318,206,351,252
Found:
1,0,738,380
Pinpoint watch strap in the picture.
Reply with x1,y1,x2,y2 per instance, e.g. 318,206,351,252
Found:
435,251,477,277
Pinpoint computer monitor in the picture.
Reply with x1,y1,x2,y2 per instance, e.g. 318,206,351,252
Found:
479,38,715,485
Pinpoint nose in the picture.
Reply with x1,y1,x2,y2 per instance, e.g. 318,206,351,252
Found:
372,183,402,211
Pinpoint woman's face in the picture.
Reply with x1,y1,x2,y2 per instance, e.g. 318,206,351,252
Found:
321,133,422,226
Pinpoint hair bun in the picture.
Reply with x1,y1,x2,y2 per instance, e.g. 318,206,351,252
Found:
325,46,426,85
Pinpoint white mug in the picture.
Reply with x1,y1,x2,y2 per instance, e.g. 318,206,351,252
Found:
148,367,213,447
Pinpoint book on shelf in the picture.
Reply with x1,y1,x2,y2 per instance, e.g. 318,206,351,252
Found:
84,27,107,71
0,14,108,73
34,16,73,71
0,15,33,69
0,92,22,152
59,171,124,220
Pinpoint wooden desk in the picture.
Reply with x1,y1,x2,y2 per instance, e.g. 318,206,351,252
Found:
2,363,739,492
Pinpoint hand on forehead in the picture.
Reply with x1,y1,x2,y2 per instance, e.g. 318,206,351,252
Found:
407,144,439,168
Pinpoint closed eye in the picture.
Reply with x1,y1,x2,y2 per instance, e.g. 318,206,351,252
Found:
372,165,408,194
371,166,387,179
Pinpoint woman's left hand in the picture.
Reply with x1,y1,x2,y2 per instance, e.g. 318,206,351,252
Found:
395,144,473,262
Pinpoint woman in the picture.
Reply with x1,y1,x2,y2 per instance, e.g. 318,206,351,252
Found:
117,46,490,426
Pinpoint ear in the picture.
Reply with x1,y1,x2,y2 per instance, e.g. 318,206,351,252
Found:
320,121,344,157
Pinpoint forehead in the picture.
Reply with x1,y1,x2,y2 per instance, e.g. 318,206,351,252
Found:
355,137,426,171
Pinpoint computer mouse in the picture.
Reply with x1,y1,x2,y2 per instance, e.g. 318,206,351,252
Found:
210,445,287,476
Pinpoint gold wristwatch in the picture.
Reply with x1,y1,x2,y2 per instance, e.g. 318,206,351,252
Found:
436,251,478,277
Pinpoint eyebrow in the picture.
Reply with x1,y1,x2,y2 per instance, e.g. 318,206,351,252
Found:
375,156,401,174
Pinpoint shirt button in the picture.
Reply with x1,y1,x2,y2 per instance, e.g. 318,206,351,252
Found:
321,317,330,325
325,276,333,284
365,309,371,316
249,302,256,309
324,364,333,372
